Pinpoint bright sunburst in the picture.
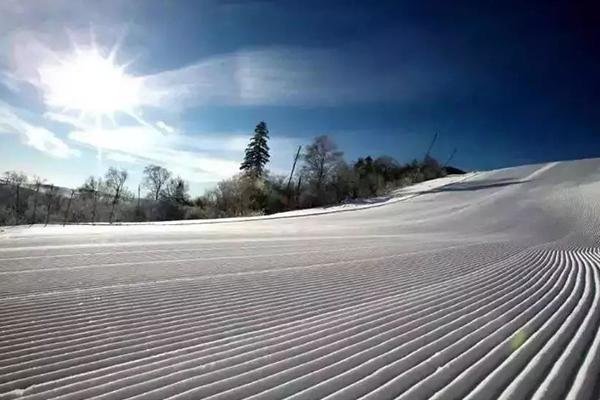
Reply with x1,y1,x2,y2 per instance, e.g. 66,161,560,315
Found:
38,45,141,121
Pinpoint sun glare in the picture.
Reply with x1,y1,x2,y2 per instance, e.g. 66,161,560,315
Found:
39,47,141,119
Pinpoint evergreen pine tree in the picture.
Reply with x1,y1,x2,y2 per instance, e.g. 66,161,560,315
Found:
240,121,270,177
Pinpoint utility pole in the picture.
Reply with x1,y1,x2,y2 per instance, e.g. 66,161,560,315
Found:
286,145,302,195
295,175,303,208
424,132,439,160
444,148,458,167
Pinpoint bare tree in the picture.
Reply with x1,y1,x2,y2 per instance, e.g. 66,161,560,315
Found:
105,167,128,223
142,164,171,201
162,176,190,205
80,176,102,223
301,135,343,200
3,171,28,223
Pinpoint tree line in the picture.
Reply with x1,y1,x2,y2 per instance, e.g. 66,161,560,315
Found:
0,121,456,225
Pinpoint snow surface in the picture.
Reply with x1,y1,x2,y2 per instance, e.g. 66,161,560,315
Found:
0,159,599,399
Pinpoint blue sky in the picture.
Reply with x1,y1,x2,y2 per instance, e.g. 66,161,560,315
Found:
1,0,599,195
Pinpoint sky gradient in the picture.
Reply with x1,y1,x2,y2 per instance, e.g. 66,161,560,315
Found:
1,0,599,195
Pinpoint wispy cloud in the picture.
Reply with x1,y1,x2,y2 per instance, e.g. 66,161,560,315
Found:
3,25,456,111
139,47,432,108
155,120,176,134
0,102,80,159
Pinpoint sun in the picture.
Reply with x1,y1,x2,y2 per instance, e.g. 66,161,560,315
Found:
38,46,141,120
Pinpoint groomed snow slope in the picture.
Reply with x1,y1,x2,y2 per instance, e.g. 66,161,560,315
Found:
0,158,599,399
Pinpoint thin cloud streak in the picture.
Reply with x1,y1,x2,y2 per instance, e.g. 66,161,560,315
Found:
140,46,456,108
0,102,80,159
3,24,459,111
4,32,458,110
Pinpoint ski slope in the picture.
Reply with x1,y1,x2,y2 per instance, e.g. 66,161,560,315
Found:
1,158,599,399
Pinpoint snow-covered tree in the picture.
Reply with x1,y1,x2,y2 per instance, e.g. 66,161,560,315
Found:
104,167,128,223
301,135,343,193
142,164,172,200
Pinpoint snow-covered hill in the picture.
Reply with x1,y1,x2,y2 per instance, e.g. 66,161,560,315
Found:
0,158,599,399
